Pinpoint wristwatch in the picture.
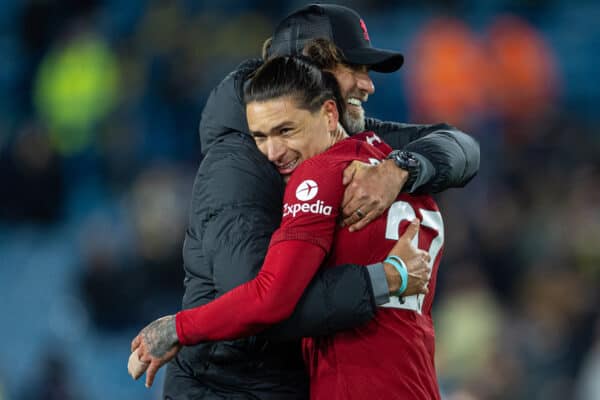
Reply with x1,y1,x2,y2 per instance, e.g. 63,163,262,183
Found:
386,150,420,191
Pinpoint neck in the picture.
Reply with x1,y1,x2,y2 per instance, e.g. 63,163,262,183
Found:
330,123,349,146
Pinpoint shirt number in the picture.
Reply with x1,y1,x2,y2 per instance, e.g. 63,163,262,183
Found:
381,201,444,313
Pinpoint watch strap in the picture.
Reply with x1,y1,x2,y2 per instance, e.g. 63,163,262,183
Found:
387,150,421,193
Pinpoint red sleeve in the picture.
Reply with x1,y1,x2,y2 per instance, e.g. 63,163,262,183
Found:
176,153,347,345
176,240,325,345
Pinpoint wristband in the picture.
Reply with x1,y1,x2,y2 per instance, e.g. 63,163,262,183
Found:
384,255,408,296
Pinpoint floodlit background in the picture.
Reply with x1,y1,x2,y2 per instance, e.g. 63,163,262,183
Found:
1,0,599,399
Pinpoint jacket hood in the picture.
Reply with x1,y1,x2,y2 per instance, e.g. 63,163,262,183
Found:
199,58,263,154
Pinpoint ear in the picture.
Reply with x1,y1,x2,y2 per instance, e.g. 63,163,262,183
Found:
322,99,339,132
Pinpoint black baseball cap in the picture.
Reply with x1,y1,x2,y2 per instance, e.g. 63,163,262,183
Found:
267,4,404,73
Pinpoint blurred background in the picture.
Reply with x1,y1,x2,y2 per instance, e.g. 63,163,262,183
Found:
0,0,599,399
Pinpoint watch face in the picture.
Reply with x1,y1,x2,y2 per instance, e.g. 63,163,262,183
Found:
397,151,418,168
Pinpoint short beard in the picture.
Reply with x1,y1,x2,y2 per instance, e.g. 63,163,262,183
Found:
342,107,365,135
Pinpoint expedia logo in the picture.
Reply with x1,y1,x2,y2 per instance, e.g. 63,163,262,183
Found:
295,180,319,201
283,201,333,218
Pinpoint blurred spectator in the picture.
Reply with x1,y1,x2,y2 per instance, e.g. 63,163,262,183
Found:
435,263,508,398
486,15,560,145
405,17,488,130
16,0,102,116
405,14,560,139
33,31,119,155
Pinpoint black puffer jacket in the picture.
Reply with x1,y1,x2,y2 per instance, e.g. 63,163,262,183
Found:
167,58,479,398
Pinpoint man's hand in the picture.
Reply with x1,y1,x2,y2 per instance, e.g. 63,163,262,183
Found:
130,315,182,388
342,159,408,232
383,219,431,296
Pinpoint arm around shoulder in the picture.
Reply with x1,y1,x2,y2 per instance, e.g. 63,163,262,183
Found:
200,141,379,339
365,118,480,193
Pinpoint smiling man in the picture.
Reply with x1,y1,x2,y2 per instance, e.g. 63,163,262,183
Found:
264,5,397,140
248,84,344,180
300,39,377,136
262,5,478,228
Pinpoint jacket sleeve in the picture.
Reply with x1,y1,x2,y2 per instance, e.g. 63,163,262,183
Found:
200,145,376,339
364,118,480,193
261,263,377,340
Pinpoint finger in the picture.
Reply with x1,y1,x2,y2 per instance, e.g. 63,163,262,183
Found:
128,349,149,380
349,204,385,231
342,195,365,219
387,236,406,257
342,194,368,217
344,201,372,228
342,161,359,185
138,346,153,364
145,361,161,388
401,219,420,241
342,214,358,227
342,184,370,212
131,335,141,352
348,209,378,232
341,185,357,211
341,185,360,211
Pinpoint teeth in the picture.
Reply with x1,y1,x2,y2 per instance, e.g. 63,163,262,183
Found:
282,159,297,170
348,98,362,106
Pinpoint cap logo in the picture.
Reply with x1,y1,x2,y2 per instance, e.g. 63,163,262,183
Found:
296,180,319,201
359,19,370,42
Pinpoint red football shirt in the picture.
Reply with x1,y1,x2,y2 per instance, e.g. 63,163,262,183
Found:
270,134,444,400
175,132,444,399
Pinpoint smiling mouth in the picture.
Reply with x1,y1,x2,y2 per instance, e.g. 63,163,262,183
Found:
347,97,366,109
277,158,299,174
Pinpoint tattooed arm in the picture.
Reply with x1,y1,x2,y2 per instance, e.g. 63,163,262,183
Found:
130,315,181,388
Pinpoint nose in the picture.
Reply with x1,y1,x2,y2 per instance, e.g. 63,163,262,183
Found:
356,70,375,95
265,138,286,162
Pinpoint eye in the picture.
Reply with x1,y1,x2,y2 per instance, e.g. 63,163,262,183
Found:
280,127,293,136
346,63,369,74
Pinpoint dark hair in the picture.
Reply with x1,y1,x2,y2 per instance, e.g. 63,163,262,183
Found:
302,38,346,70
244,56,345,117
